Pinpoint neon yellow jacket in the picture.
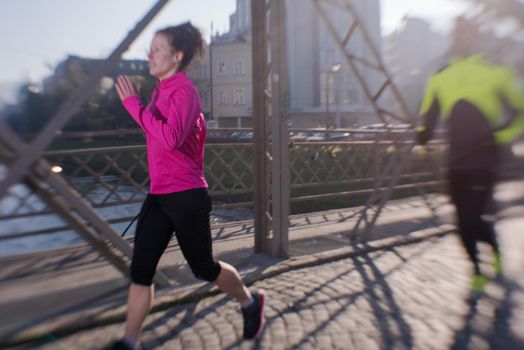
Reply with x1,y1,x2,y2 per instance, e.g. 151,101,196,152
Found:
420,55,524,143
418,55,524,168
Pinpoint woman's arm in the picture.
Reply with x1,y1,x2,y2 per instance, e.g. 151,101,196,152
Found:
116,75,200,150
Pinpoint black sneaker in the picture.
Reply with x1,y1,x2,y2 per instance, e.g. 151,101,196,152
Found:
242,289,266,339
105,339,139,350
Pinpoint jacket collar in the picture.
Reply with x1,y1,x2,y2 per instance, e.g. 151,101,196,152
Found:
158,70,188,89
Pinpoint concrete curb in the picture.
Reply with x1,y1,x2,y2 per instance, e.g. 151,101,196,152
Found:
2,224,455,347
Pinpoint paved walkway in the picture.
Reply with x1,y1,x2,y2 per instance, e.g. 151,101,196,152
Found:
3,181,524,349
0,194,453,346
9,192,524,349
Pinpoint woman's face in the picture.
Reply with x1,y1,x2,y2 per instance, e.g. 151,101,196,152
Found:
148,34,181,80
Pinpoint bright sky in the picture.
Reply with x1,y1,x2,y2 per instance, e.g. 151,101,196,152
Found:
381,0,469,35
0,0,236,84
0,0,470,94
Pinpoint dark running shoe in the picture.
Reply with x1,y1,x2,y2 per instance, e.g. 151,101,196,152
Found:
105,339,139,350
242,289,266,339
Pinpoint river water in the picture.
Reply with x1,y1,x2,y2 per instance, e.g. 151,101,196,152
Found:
0,174,253,257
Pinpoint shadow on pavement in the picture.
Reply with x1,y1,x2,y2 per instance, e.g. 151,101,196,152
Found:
451,276,524,350
351,249,414,349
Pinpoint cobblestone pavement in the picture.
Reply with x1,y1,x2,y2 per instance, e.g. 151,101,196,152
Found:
25,205,524,350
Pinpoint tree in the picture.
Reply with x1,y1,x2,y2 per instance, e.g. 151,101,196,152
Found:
464,0,524,26
5,60,156,135
5,83,55,137
460,0,524,73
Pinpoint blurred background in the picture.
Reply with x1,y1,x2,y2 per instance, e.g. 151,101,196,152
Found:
2,0,523,133
1,2,524,347
0,0,523,254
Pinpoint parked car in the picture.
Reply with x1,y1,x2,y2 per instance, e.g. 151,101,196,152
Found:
228,131,244,141
387,123,410,130
351,123,386,140
305,132,326,142
237,131,254,141
362,123,387,131
326,131,351,141
290,132,313,141
225,131,254,142
385,123,413,140
207,131,229,142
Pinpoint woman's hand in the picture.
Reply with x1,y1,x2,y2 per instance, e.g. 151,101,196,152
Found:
115,75,140,102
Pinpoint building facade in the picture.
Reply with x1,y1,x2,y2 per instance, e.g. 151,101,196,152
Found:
286,0,381,128
209,38,252,128
195,0,382,129
187,47,212,120
383,17,449,116
199,0,253,128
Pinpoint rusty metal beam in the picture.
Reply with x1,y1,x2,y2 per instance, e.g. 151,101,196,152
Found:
252,0,290,257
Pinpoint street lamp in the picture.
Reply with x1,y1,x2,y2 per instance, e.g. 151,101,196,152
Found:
331,63,341,128
331,63,341,72
326,63,341,129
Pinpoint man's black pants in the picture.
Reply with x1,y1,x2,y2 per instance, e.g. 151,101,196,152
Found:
448,168,499,274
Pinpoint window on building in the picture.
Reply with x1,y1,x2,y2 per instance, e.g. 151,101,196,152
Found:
325,49,335,66
219,117,238,128
233,88,245,105
201,90,208,108
342,88,359,105
200,64,207,80
218,89,227,105
218,61,227,75
233,60,245,76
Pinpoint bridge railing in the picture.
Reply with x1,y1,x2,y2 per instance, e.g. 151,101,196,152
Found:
1,128,522,257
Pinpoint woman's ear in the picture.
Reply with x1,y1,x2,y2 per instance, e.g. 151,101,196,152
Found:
174,50,184,65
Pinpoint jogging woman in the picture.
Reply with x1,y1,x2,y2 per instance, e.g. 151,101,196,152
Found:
110,22,265,350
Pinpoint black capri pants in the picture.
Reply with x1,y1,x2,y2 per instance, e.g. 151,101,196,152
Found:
130,188,222,286
448,168,498,272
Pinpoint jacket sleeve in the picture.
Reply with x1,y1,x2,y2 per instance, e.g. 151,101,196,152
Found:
494,66,524,144
122,86,200,150
416,76,440,145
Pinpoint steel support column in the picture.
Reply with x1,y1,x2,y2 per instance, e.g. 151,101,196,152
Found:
252,0,290,257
